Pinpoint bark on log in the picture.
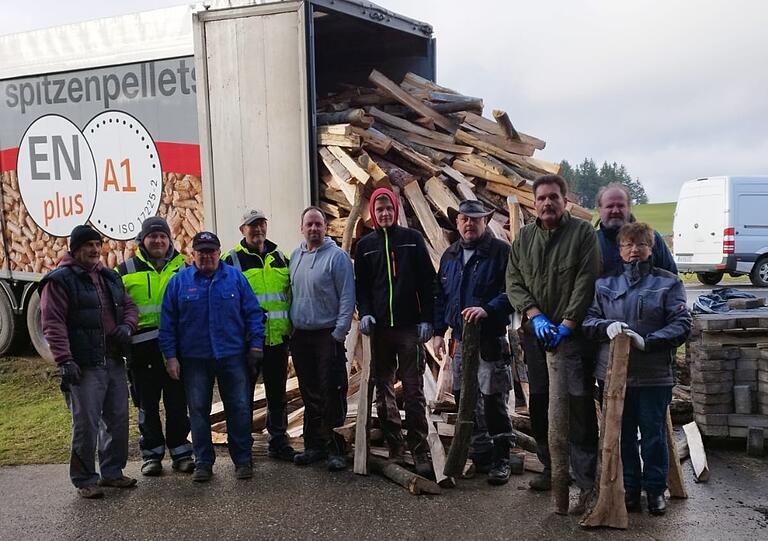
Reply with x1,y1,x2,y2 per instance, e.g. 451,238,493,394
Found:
444,321,480,477
341,184,365,254
666,408,688,498
580,334,631,529
547,344,571,515
317,109,373,128
369,456,442,495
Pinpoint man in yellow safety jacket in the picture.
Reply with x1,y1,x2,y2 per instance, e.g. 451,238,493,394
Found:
117,217,194,476
222,209,294,461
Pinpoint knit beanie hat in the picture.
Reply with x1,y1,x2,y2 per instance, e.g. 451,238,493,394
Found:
140,216,172,241
69,225,102,253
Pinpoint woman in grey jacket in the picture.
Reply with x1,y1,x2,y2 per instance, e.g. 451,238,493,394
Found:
583,222,691,516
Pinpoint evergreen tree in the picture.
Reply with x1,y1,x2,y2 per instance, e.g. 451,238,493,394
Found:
557,158,648,207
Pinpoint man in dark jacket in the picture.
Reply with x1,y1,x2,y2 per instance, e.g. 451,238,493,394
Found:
595,183,676,276
40,224,139,499
433,200,518,485
354,188,435,476
506,174,601,514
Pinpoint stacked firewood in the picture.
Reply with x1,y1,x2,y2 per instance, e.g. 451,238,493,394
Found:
316,70,592,261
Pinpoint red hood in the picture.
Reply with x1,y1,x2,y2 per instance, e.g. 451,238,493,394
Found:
369,187,399,229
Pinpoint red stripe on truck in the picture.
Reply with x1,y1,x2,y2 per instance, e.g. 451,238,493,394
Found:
0,143,201,176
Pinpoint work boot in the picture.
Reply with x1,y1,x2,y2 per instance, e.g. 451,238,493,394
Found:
647,492,667,516
77,485,104,499
528,471,552,491
235,463,253,480
98,475,137,489
293,448,327,466
141,460,162,477
192,464,213,483
413,453,432,478
172,457,195,474
569,488,594,515
487,460,511,486
327,455,346,472
625,489,641,512
268,445,296,462
388,442,405,463
509,451,525,475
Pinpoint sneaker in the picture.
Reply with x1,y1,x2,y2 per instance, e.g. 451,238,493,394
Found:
569,488,593,515
327,455,346,472
293,448,328,466
172,457,195,474
141,460,163,476
192,464,213,483
98,475,138,488
528,472,551,491
267,446,296,462
77,485,105,499
413,454,432,478
487,460,511,486
235,463,253,480
509,452,525,475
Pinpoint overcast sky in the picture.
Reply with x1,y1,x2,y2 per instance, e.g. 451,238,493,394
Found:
4,0,767,202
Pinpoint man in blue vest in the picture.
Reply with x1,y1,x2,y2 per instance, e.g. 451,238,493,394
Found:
40,224,139,499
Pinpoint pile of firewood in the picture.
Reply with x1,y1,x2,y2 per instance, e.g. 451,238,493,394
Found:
315,70,592,261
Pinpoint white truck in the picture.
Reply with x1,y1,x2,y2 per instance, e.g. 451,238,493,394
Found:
673,175,768,287
0,0,435,357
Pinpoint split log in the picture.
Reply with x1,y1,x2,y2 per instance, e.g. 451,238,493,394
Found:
327,146,370,184
424,370,455,488
317,108,374,128
444,321,481,477
492,109,521,141
424,176,461,219
353,334,374,475
666,409,688,498
372,156,418,189
369,70,455,133
317,132,362,149
581,334,631,529
683,421,710,482
460,111,546,150
403,181,450,254
547,342,571,515
367,106,454,143
342,184,365,254
350,126,393,155
507,196,522,242
369,456,442,495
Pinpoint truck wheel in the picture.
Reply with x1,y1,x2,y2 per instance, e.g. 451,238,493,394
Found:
26,290,53,362
750,256,768,287
0,290,17,356
696,272,723,286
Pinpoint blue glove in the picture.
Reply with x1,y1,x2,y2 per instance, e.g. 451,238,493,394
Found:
549,323,573,350
531,314,557,347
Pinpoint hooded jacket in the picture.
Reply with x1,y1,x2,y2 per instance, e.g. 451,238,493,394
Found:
355,188,435,327
289,237,355,340
596,220,677,276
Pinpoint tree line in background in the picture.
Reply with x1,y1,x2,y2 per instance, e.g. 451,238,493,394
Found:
559,158,649,208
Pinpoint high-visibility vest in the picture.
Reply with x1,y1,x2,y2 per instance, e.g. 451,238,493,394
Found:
224,241,291,346
117,250,187,340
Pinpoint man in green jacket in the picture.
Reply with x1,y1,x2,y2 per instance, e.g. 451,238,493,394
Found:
222,209,294,461
505,174,601,514
117,217,193,476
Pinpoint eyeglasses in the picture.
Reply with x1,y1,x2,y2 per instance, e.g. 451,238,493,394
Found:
619,242,650,249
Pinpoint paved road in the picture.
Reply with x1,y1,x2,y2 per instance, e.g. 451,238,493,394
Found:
1,445,767,541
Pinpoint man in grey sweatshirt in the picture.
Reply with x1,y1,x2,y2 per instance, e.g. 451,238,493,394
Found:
289,206,355,471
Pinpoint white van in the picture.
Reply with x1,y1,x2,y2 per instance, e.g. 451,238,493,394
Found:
673,176,768,286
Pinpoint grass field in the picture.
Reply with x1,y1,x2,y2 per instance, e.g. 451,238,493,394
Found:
587,201,676,235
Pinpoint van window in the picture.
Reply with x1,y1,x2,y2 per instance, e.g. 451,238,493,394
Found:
736,194,768,228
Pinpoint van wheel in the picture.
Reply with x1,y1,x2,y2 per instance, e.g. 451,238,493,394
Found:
750,256,768,287
0,290,17,356
697,272,723,286
26,290,53,362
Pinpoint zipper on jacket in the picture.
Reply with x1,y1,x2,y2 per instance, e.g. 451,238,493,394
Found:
638,296,644,320
146,273,152,300
384,229,394,326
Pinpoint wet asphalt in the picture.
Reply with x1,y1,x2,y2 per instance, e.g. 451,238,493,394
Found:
1,444,766,541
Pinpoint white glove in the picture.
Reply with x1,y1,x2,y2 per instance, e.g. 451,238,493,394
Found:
606,321,629,340
359,315,376,336
625,329,645,351
417,322,433,344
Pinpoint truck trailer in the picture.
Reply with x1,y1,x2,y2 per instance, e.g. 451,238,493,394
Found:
0,0,435,358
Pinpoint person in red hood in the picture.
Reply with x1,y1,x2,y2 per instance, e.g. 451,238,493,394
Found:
39,224,139,499
354,187,436,476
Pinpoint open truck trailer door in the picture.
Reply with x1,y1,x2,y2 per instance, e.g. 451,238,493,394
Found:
193,0,435,250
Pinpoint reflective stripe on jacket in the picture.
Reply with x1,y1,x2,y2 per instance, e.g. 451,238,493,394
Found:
222,239,291,346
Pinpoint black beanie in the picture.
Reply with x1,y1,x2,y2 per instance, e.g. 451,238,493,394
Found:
69,225,102,253
140,216,172,241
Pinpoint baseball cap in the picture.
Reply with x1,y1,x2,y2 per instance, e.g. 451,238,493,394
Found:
240,209,268,226
192,231,221,251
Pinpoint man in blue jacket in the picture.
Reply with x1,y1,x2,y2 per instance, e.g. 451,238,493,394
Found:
160,231,264,483
433,200,519,485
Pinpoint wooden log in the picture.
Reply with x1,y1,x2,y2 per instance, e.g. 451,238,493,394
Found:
507,196,522,242
441,165,475,188
444,321,481,477
547,343,571,515
423,368,455,488
492,109,521,141
342,184,365,254
354,335,374,475
327,145,370,184
356,151,388,184
455,183,478,202
683,421,710,482
460,111,546,150
369,456,442,495
388,139,443,176
666,409,688,498
319,147,353,184
318,124,352,136
369,70,455,133
376,125,453,164
403,181,450,254
371,156,418,189
424,176,461,219
367,106,454,143
350,126,393,154
470,133,536,156
581,334,630,528
317,108,373,128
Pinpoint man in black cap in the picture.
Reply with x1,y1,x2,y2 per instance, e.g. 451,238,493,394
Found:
117,217,193,476
40,224,139,498
433,200,521,485
159,231,265,482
